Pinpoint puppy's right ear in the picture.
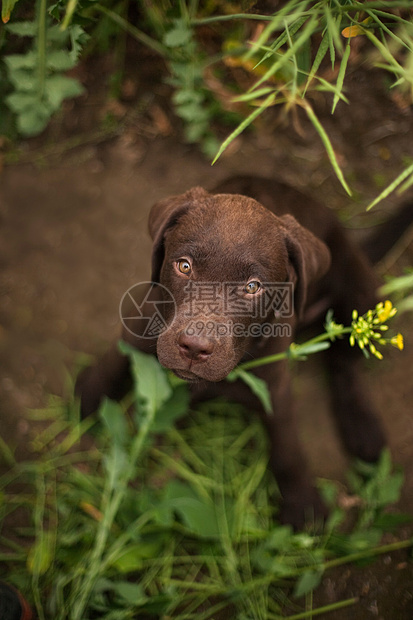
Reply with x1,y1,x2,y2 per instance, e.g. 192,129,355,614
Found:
148,187,208,282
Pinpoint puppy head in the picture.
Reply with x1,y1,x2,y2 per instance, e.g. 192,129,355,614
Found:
148,188,330,382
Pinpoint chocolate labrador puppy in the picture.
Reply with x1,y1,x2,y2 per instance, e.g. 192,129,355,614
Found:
77,175,404,528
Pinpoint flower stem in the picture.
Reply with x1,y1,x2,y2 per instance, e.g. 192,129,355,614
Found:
237,327,352,372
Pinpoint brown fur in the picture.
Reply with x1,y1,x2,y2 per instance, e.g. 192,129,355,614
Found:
76,176,388,529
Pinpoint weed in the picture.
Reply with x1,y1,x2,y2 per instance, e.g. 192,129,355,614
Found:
229,301,404,412
0,305,410,619
2,0,86,136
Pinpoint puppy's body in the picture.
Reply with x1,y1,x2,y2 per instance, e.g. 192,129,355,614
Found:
77,176,393,528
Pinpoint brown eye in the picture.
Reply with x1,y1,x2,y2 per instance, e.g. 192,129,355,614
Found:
245,280,261,294
177,258,192,275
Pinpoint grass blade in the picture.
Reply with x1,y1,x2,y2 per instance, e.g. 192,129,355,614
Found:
365,9,413,54
248,15,318,93
324,3,342,64
332,39,351,113
367,162,413,210
304,32,329,93
243,0,311,62
364,29,404,76
212,92,276,163
302,101,352,195
256,16,309,69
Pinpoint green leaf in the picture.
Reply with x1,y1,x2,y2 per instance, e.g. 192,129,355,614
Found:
112,581,147,605
163,481,220,538
227,368,272,414
5,20,36,36
173,89,203,105
4,51,37,70
6,91,39,113
376,447,393,479
46,24,70,45
164,19,192,48
69,23,89,61
175,497,220,537
267,558,297,577
15,104,51,136
1,0,20,23
46,49,77,71
267,525,294,550
27,531,55,575
318,478,339,506
176,101,209,123
99,399,128,446
289,341,331,359
45,74,84,109
104,443,128,490
373,512,412,532
346,529,383,552
7,68,37,91
294,569,323,598
376,471,404,506
111,542,163,573
152,383,190,432
118,343,172,415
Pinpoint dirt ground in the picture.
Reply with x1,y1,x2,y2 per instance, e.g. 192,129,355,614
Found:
1,55,413,617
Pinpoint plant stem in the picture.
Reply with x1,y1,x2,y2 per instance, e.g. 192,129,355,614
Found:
191,13,277,25
36,0,48,100
322,536,413,571
285,596,358,619
96,4,167,57
236,328,352,372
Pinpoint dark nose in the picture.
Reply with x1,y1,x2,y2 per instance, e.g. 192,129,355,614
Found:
177,331,215,362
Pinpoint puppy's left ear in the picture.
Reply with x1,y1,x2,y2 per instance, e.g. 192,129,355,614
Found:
281,214,331,318
148,187,209,282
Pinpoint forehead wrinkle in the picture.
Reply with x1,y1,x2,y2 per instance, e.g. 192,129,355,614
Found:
164,194,289,280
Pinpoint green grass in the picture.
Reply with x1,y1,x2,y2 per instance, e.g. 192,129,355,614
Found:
0,346,411,619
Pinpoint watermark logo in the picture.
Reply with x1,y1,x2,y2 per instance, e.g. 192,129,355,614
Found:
119,282,176,339
119,281,293,338
183,281,293,319
184,319,292,339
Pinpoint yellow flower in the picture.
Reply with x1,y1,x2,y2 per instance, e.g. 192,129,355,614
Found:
376,300,397,323
349,300,403,359
391,333,404,351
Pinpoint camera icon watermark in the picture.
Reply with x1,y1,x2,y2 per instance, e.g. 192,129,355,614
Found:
119,282,176,339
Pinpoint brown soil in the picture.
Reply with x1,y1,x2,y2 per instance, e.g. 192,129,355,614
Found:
0,53,413,618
